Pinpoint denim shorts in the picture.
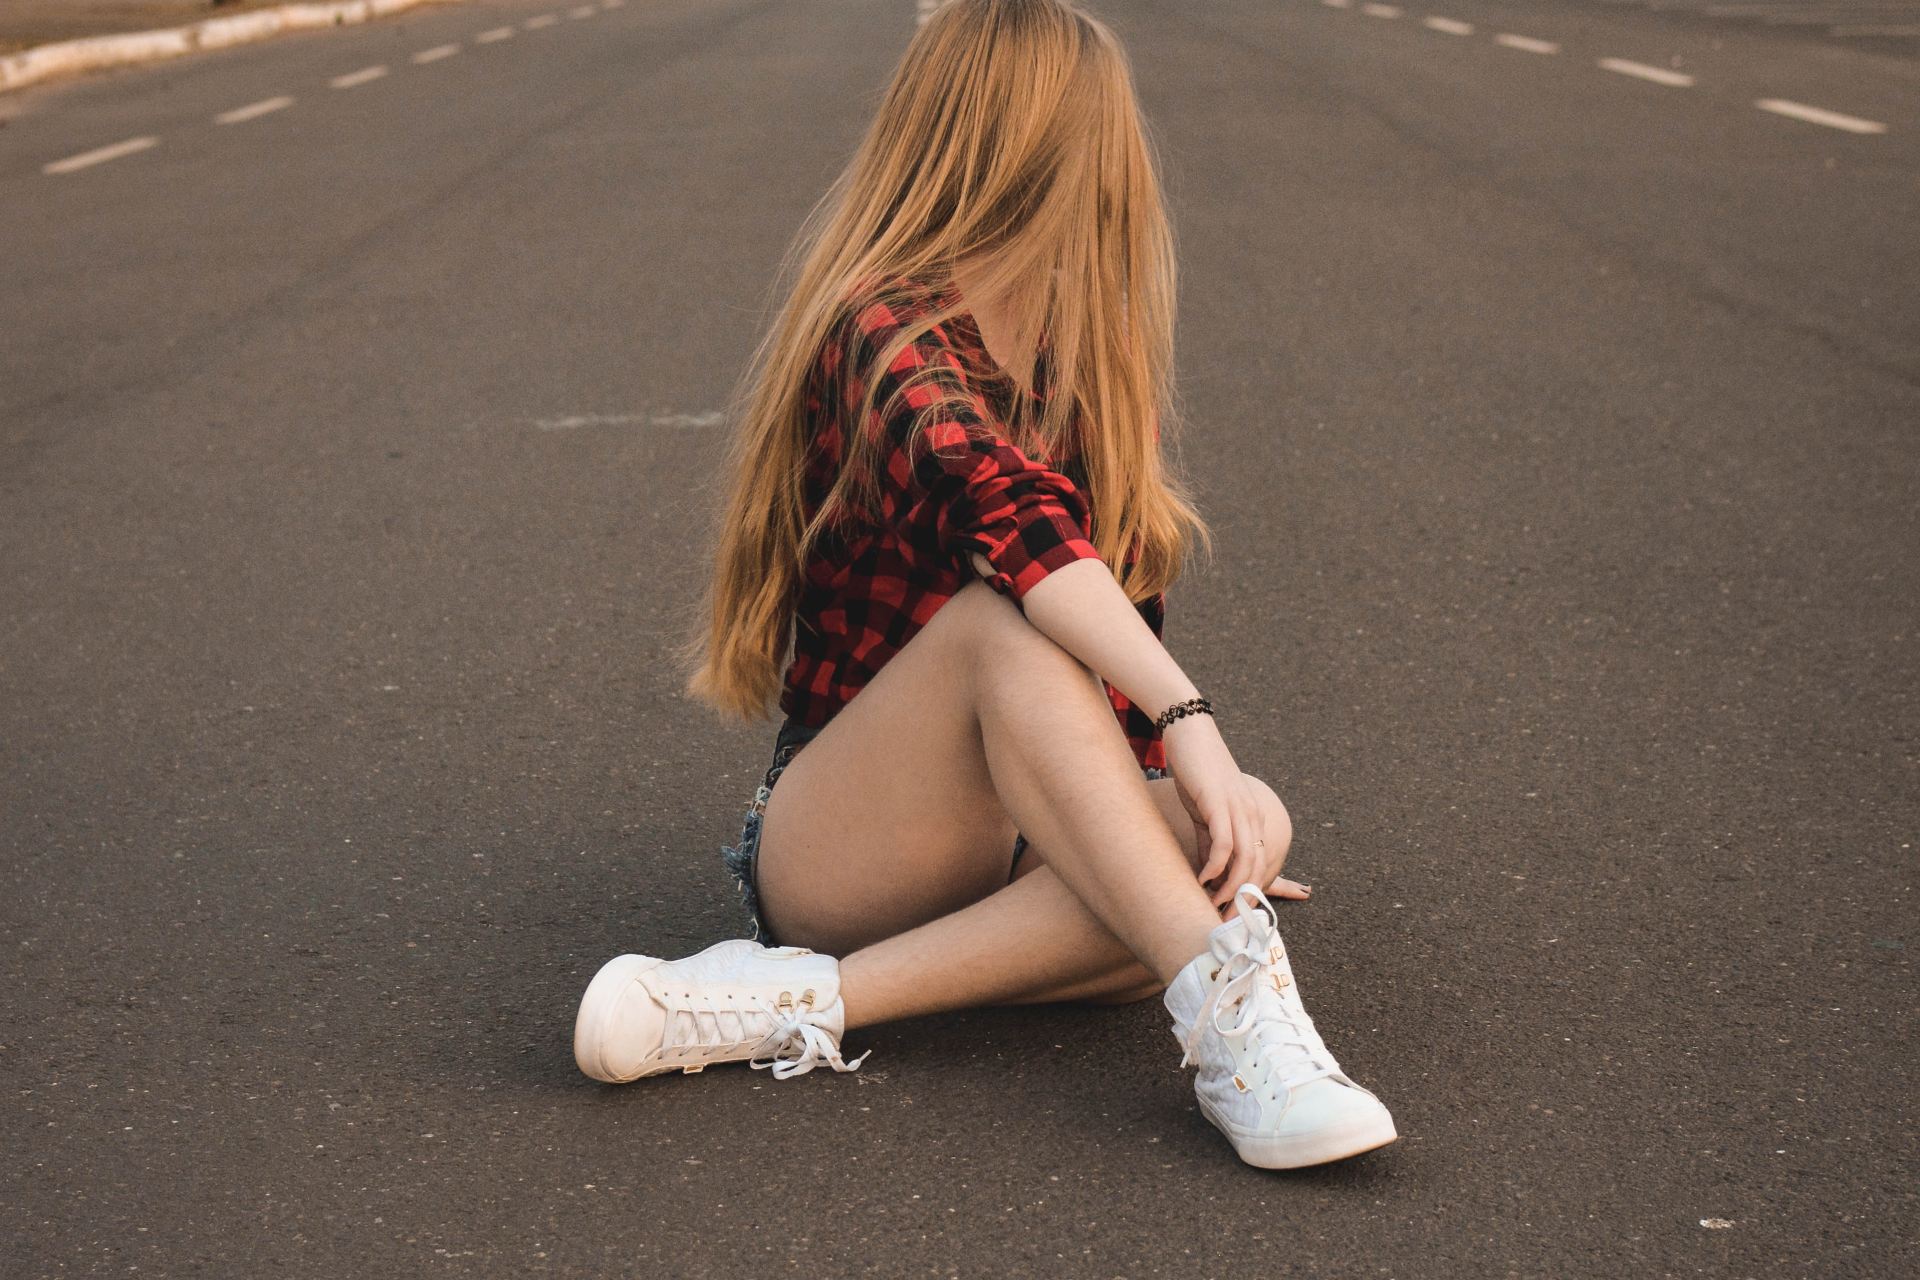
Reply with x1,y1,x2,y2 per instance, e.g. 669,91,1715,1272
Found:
721,717,1170,945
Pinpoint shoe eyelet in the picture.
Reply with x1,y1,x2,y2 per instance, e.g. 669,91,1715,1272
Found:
1232,1074,1249,1093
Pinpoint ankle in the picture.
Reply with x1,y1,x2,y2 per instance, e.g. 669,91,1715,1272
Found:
1147,906,1227,986
835,949,901,1031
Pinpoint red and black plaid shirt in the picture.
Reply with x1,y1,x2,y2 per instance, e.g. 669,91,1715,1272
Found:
778,275,1168,770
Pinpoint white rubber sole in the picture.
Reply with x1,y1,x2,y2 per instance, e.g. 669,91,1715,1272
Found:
572,953,664,1083
1205,1101,1400,1169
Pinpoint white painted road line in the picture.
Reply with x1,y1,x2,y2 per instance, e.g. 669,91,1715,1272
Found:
569,4,597,16
1423,16,1474,35
412,44,460,64
1755,98,1888,135
1361,3,1402,16
43,136,158,175
330,65,388,89
1599,58,1695,88
1496,33,1560,55
1831,23,1920,38
475,26,515,43
215,95,294,125
525,13,559,28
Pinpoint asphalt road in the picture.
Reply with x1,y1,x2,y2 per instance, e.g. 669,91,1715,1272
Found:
3,1,1915,1275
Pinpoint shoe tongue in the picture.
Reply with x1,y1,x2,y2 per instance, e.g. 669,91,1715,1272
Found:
1207,912,1257,966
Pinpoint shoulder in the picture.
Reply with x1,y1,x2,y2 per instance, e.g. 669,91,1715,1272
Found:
829,274,989,405
834,273,968,354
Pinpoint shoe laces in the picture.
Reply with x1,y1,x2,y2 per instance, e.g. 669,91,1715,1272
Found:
664,990,869,1081
1182,886,1339,1092
748,998,870,1080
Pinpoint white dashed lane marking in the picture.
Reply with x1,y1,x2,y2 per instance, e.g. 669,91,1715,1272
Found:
330,65,389,89
1598,57,1696,88
43,136,158,174
1310,2,1891,137
1495,33,1560,55
215,95,294,125
1755,98,1888,134
34,0,1896,183
32,0,648,182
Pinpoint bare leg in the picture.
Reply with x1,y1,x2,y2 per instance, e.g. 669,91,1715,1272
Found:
757,579,1253,1009
837,778,1302,1028
839,864,1155,1027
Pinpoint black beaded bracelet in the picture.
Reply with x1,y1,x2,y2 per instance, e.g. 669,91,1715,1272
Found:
1153,695,1214,733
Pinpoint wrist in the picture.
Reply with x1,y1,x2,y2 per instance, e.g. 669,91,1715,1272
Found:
1153,694,1215,734
1142,681,1201,726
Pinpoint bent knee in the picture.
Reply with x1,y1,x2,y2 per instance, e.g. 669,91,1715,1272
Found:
944,577,1090,682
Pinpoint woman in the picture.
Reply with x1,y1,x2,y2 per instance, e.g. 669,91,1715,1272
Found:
572,0,1396,1170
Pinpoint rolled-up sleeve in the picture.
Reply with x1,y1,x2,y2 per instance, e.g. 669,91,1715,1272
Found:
840,298,1105,603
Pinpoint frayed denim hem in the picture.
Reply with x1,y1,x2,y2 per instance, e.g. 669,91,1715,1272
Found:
720,738,810,945
720,779,776,945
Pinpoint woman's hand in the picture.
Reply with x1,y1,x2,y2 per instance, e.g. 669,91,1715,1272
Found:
1009,562,1311,914
1162,715,1272,911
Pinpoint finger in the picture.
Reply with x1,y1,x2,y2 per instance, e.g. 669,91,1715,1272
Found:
1206,829,1234,903
1267,875,1312,900
1212,838,1255,907
1198,809,1233,887
1210,805,1258,905
1245,786,1266,871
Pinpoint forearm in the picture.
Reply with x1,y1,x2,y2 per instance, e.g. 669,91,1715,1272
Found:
980,555,1197,720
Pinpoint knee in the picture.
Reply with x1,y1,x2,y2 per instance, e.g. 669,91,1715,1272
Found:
944,577,1088,685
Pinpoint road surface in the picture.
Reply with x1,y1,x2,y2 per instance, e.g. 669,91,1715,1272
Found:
3,0,1915,1274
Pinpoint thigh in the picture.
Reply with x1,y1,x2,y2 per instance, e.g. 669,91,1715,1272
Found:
755,580,1065,954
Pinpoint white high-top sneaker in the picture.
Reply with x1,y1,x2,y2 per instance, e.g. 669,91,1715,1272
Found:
1164,883,1397,1168
573,939,869,1083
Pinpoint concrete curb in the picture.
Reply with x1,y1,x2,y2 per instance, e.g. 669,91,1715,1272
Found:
0,0,463,94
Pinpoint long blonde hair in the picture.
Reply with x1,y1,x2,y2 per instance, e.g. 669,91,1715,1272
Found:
680,0,1210,720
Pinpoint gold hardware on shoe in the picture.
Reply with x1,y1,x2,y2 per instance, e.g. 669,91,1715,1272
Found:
1232,1074,1249,1092
682,1064,705,1074
1270,973,1291,993
777,991,795,1012
799,988,817,1010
